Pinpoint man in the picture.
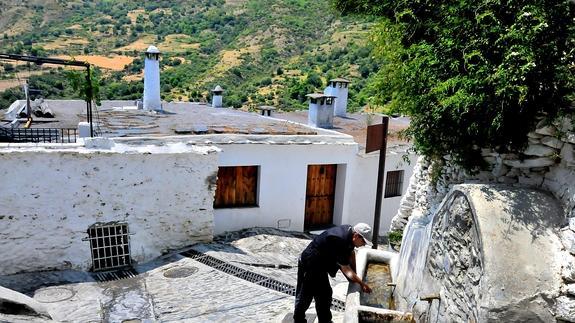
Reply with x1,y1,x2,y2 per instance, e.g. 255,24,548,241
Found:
293,223,373,323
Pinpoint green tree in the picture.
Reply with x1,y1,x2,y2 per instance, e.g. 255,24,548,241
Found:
333,0,575,169
66,68,102,105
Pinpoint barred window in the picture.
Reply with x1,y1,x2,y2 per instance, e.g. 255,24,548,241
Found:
214,166,259,208
384,170,404,198
87,223,131,272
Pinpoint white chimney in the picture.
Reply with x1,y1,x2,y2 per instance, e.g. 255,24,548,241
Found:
324,78,350,117
211,85,224,108
143,45,162,111
307,93,336,128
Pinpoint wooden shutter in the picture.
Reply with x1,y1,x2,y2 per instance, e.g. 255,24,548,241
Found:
214,166,258,208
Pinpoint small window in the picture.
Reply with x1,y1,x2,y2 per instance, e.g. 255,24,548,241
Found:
214,166,259,208
87,223,131,272
326,97,333,105
384,170,404,198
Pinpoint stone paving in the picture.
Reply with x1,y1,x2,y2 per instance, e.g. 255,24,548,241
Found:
0,228,357,323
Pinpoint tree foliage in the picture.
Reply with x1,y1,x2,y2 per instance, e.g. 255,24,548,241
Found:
333,0,575,169
66,68,102,105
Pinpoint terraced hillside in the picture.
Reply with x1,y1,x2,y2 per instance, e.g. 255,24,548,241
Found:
0,0,380,112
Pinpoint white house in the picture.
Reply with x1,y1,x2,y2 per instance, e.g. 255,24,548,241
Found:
0,99,415,275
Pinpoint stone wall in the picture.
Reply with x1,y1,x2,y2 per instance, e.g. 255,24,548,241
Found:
391,114,575,321
0,141,219,275
425,192,482,322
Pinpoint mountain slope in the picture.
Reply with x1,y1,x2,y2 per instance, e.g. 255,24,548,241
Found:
0,0,380,111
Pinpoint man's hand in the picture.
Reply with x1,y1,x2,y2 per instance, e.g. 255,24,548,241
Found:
361,283,372,293
340,264,373,293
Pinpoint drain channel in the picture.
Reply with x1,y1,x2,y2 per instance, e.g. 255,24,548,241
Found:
181,249,345,312
92,267,139,282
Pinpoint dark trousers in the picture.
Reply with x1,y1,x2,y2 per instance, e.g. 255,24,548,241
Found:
293,259,333,323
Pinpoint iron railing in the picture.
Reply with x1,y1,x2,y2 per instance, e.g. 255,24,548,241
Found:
0,127,77,143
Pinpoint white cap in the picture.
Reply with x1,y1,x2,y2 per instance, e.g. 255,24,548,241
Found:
353,223,373,246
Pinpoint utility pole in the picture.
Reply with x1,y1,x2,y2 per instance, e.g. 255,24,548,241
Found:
365,116,389,249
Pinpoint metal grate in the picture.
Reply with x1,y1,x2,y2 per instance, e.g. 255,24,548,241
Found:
86,223,131,272
181,249,345,311
92,267,139,282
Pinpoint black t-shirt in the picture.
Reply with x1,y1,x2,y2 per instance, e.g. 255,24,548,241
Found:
300,225,354,277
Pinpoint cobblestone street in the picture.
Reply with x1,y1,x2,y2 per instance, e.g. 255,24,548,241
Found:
0,228,352,322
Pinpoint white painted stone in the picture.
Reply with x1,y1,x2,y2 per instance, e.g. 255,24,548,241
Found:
558,118,574,133
541,136,564,149
474,171,492,181
562,144,575,165
481,148,495,157
501,153,520,160
528,137,541,144
528,131,544,139
566,284,575,297
491,163,509,177
483,156,496,164
565,132,575,145
505,168,521,178
562,256,575,282
517,174,544,187
524,144,556,157
545,167,575,188
503,157,556,168
497,176,517,184
562,228,575,255
570,217,575,232
535,120,557,136
530,166,549,173
556,296,575,322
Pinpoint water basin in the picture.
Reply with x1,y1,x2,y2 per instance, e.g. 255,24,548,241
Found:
360,263,394,310
345,248,413,323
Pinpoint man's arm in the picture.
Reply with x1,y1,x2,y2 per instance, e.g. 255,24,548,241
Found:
349,250,357,272
340,264,372,293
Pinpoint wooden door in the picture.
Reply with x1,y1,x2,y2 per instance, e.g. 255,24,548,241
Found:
305,164,337,230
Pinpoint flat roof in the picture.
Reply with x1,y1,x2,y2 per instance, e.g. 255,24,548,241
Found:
2,100,412,153
271,110,412,152
3,100,326,138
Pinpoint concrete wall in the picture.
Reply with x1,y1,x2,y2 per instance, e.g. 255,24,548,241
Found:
0,142,218,275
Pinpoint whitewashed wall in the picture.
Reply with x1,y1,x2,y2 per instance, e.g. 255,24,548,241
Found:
0,142,219,275
214,143,357,234
342,148,418,236
213,140,416,235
